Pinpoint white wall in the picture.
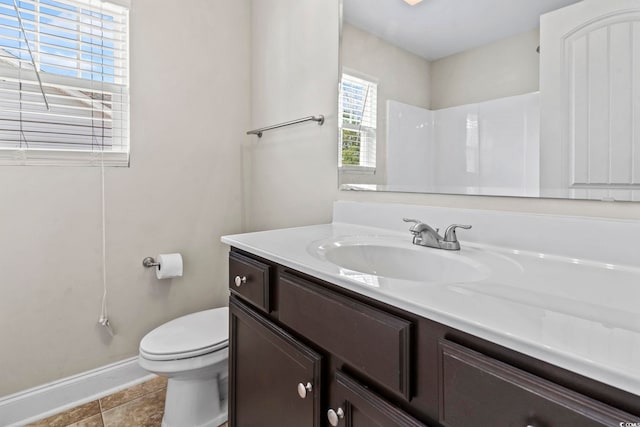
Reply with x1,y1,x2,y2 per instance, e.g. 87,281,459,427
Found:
0,0,250,397
430,29,540,110
247,0,640,239
340,24,431,186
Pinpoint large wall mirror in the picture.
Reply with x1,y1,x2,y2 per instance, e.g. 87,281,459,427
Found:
339,0,640,201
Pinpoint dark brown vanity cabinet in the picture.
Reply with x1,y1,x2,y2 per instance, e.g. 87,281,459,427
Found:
228,249,640,427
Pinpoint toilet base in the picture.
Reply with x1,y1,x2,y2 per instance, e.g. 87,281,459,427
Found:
161,409,227,427
160,371,228,427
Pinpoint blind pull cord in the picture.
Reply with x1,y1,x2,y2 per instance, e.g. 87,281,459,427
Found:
11,0,50,111
357,84,371,131
96,12,112,335
98,149,114,337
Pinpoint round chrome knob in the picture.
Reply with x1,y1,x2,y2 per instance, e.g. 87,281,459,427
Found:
327,408,344,426
297,382,312,399
234,275,247,287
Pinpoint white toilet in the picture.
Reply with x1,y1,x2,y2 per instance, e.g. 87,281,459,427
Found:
138,307,229,427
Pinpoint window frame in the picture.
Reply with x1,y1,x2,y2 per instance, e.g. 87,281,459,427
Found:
339,70,378,173
0,0,130,167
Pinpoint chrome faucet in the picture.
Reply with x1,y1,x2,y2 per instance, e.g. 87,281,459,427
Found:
403,218,472,251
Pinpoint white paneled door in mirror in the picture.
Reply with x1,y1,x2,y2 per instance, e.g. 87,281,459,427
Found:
541,0,640,201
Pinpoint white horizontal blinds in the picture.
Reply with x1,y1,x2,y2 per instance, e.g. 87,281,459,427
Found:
0,0,129,157
339,73,377,168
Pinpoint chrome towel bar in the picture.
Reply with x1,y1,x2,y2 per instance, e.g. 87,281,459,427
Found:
247,115,325,138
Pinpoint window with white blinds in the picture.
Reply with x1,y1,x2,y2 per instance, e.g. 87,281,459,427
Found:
339,72,377,170
0,0,129,166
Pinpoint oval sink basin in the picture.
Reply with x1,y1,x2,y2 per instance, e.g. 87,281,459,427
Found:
314,236,490,283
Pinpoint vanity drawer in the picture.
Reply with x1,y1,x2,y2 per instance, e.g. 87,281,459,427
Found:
329,370,426,427
278,272,412,399
439,340,639,427
229,251,271,312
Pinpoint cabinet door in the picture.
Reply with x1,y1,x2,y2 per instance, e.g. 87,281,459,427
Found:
327,371,428,427
229,297,322,427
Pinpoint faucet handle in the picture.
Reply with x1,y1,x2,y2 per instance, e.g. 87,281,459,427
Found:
403,218,440,234
443,224,472,242
403,218,421,225
403,218,424,233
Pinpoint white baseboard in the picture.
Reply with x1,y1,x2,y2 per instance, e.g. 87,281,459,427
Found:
0,357,155,427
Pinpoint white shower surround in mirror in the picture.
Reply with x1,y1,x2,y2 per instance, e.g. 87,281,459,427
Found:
384,93,540,197
339,0,640,201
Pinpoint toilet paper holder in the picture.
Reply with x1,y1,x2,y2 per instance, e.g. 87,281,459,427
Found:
142,257,160,268
142,254,183,280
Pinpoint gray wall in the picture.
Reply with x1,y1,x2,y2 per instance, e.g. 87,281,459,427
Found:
430,29,541,109
0,0,250,396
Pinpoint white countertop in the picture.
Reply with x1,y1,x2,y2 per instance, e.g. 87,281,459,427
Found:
222,221,640,397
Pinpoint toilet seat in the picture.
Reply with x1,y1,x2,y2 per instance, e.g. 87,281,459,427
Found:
140,307,228,361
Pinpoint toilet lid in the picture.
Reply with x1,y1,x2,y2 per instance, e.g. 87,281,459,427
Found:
140,307,229,361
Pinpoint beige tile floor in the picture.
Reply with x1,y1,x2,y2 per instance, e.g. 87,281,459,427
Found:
25,377,229,427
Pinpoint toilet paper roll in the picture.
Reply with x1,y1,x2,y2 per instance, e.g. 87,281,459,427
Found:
156,253,183,279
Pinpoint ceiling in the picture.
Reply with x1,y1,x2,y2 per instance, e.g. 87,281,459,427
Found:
343,0,582,61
